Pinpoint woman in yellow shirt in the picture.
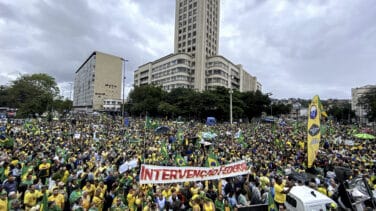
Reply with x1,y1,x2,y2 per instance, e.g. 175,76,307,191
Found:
203,198,215,211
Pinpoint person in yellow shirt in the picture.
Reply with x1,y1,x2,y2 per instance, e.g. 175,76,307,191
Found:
96,181,107,198
81,191,91,210
274,177,292,210
0,192,7,211
23,185,39,210
92,189,104,211
191,197,201,211
38,159,51,184
203,197,215,211
48,188,65,210
82,181,96,198
190,183,200,197
127,189,136,211
161,186,172,199
60,166,70,183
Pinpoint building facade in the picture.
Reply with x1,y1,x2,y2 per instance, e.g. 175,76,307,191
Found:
73,51,123,112
351,85,376,124
134,0,261,92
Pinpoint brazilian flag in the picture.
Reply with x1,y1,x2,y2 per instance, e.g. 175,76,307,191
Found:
160,142,169,159
145,115,152,129
40,191,49,211
0,134,14,148
175,154,187,166
177,129,184,144
268,191,276,211
24,122,38,134
206,152,219,167
237,131,248,148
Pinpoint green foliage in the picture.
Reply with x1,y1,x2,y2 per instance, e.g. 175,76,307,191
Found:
5,73,59,117
52,98,73,114
327,103,355,123
127,85,271,121
0,85,10,107
270,103,292,116
128,85,164,116
358,87,376,122
0,73,73,117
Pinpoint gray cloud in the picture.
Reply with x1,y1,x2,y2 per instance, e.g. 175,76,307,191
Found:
0,0,375,100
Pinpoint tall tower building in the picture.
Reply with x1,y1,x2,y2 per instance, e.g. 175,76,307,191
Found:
174,0,220,90
134,0,261,93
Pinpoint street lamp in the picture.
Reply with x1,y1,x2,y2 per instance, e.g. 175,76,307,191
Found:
229,89,233,125
121,58,129,124
229,75,233,125
267,93,273,116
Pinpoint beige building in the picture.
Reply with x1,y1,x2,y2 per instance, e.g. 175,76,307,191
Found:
73,51,123,112
134,0,261,92
351,84,376,124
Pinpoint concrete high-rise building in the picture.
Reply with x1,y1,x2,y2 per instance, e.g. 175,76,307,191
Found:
351,84,376,124
73,51,123,112
134,0,261,92
174,0,219,90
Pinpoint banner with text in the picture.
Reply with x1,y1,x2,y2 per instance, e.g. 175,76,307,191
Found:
307,95,321,168
139,160,248,184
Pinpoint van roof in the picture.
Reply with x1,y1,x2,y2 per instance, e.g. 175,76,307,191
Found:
289,186,334,205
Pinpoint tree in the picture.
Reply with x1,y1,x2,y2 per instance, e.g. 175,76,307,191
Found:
241,90,271,118
127,85,165,116
0,85,10,107
158,102,178,118
7,73,59,117
358,87,376,122
52,98,73,114
327,103,355,123
270,103,292,116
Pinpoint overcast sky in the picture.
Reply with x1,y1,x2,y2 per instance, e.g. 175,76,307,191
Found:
1,0,375,100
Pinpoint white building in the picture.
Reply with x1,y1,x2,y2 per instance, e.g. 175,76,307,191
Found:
134,0,261,92
351,85,376,124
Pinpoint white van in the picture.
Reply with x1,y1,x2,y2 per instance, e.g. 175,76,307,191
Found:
285,186,337,211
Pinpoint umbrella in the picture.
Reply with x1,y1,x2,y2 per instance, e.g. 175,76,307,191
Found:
199,140,212,146
202,132,217,140
354,133,375,140
155,126,170,134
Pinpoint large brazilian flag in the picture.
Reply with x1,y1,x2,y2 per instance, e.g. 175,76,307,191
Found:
307,95,321,168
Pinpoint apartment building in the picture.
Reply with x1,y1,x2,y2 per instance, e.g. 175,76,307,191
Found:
73,51,122,112
351,84,376,124
134,0,261,92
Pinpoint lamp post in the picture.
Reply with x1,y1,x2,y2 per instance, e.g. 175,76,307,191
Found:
267,93,273,116
121,58,129,124
229,89,233,125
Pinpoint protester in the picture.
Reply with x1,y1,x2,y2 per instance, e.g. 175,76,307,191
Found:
0,114,374,211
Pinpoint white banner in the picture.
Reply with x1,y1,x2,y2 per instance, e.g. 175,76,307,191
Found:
139,160,249,184
119,159,138,174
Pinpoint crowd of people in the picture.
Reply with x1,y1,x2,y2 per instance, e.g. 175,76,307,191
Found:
0,113,375,211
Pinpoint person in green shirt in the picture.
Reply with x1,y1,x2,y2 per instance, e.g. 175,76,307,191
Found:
215,194,225,211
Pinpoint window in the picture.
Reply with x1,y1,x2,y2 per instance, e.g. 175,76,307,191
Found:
286,195,297,207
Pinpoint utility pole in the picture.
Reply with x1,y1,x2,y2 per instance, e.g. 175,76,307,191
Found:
121,58,129,125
